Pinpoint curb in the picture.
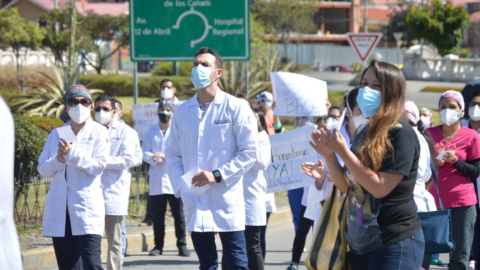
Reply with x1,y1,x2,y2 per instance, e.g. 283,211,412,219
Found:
21,207,292,270
421,86,463,93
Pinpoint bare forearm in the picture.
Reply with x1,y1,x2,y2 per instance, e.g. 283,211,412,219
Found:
324,155,349,193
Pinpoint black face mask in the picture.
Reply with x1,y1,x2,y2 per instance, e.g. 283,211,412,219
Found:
158,111,171,123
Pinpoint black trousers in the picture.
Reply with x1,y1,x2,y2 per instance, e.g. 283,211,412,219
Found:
151,194,187,249
52,214,103,270
221,226,264,270
260,212,271,260
291,206,313,264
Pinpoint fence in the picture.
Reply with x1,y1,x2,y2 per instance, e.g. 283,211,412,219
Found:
274,43,404,67
403,56,480,82
14,162,151,231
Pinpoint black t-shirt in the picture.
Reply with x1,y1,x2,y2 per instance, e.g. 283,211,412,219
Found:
345,121,421,254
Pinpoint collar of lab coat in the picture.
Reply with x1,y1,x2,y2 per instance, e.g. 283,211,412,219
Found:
187,87,226,108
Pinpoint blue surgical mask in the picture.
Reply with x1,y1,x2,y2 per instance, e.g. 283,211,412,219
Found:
356,86,382,117
191,64,214,89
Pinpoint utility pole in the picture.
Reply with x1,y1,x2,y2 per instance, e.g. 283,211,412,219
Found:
245,62,249,97
364,0,368,33
420,0,425,58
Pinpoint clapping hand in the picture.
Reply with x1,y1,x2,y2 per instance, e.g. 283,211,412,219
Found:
310,125,349,158
438,143,457,164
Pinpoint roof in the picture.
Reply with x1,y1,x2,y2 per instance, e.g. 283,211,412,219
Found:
3,0,129,16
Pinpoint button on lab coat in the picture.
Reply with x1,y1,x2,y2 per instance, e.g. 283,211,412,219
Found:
102,120,142,215
38,120,111,237
142,124,173,196
244,130,271,226
166,89,258,233
0,96,23,270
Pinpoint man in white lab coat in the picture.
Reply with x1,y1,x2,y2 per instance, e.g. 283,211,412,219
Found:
94,95,142,270
39,85,110,270
142,99,190,257
166,47,258,270
0,95,23,270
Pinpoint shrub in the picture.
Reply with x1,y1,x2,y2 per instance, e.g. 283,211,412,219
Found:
22,115,64,133
0,65,56,88
150,62,193,76
13,114,48,176
77,74,195,99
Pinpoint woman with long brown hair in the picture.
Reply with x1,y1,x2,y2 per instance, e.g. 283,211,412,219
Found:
310,60,424,269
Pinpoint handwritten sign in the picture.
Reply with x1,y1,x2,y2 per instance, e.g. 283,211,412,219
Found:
271,72,328,117
131,103,159,140
266,125,317,193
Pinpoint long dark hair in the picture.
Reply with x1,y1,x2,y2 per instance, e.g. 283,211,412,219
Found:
357,60,406,172
254,108,267,132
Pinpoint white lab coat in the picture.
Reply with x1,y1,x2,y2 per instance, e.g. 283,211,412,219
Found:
265,193,277,213
142,124,173,195
102,120,142,215
39,119,110,236
0,96,23,270
166,89,258,233
304,123,350,230
412,127,437,212
244,130,271,226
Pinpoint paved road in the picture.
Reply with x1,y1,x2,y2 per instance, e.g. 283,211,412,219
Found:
118,221,449,270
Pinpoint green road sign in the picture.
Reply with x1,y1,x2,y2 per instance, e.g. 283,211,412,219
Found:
129,0,250,61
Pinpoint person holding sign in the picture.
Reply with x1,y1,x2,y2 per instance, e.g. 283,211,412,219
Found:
427,90,480,270
38,85,110,270
142,99,190,258
311,61,425,269
94,95,143,270
166,47,258,270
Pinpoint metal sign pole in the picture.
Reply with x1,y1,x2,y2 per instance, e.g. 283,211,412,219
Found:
245,61,249,97
133,62,138,105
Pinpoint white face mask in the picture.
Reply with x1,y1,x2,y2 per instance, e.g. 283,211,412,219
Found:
420,116,430,129
113,113,120,121
326,118,340,130
352,114,369,129
95,110,113,125
264,101,273,110
469,105,480,121
440,108,461,126
161,87,174,100
68,105,91,124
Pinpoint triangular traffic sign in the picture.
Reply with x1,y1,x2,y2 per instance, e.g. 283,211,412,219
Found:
346,33,383,63
393,32,404,42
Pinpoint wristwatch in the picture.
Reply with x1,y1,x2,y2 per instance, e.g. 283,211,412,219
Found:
213,169,222,183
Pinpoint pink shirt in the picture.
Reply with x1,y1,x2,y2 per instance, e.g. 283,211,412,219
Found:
427,126,480,208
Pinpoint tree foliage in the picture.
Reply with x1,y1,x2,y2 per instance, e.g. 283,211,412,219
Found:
252,0,317,61
0,8,46,91
407,0,470,56
387,0,415,46
81,13,129,74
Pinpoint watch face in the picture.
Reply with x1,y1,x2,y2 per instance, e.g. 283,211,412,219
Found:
214,171,221,178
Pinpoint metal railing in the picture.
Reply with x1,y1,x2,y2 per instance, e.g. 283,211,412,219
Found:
14,162,151,231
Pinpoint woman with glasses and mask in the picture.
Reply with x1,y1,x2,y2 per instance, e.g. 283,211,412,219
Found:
38,85,111,270
311,60,425,269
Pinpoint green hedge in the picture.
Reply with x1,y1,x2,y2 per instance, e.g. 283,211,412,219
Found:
150,62,194,76
13,114,48,176
22,115,64,133
77,75,195,99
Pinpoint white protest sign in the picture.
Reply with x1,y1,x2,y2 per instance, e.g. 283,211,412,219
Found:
266,125,317,193
131,102,158,140
271,72,328,117
346,33,383,63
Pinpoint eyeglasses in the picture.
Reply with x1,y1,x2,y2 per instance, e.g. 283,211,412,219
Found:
94,107,112,113
328,114,341,119
67,98,91,107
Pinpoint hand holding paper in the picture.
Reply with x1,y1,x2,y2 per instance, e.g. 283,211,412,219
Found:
56,126,77,145
182,170,210,196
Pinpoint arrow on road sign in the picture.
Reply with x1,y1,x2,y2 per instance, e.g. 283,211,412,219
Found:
346,33,383,63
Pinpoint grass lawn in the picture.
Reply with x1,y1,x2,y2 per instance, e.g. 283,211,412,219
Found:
114,97,158,115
